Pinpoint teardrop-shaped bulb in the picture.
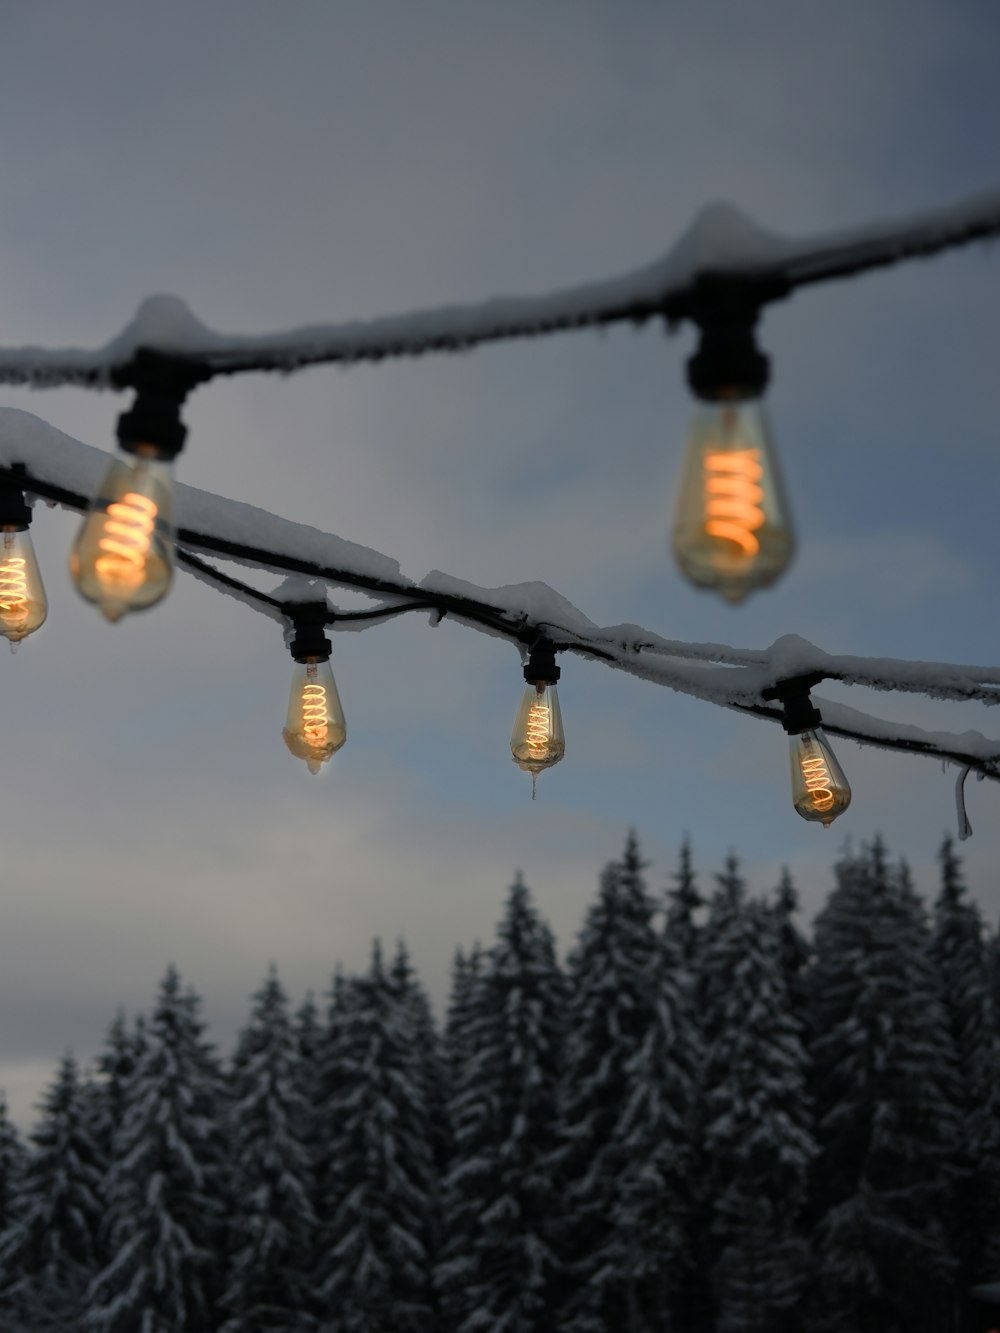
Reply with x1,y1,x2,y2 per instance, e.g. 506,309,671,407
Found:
672,398,794,604
69,448,174,622
511,681,565,797
283,657,347,775
789,727,851,828
0,526,47,643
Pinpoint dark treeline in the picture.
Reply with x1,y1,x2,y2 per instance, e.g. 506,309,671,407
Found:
1,833,999,1332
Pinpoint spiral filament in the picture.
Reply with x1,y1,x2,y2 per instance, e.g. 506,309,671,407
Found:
704,449,764,557
525,697,551,757
301,682,330,750
799,754,835,814
94,493,158,592
0,556,29,636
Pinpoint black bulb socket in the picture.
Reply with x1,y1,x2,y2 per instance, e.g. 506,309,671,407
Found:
762,672,825,735
289,603,332,663
523,640,560,685
686,325,770,403
115,352,205,462
0,464,33,530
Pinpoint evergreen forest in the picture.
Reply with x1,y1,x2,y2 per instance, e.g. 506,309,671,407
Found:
1,833,999,1333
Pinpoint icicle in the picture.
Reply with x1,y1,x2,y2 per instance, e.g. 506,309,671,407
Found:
8,640,17,655
954,764,973,841
531,772,538,801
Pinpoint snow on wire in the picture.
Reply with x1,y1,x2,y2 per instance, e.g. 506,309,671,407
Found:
0,189,994,384
0,408,998,805
0,185,997,820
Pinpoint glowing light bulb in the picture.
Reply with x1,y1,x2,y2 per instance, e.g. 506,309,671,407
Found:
70,447,174,622
0,526,46,647
283,657,346,775
511,681,565,799
789,728,851,828
672,399,793,604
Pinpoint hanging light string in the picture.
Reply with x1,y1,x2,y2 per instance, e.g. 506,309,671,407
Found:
0,189,995,385
2,455,996,785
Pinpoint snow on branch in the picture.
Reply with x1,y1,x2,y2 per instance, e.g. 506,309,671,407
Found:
2,409,997,790
0,189,997,385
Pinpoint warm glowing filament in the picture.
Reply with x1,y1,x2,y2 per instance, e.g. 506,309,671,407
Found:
0,556,29,632
704,450,764,556
301,682,329,749
94,492,157,591
525,697,551,755
800,754,835,812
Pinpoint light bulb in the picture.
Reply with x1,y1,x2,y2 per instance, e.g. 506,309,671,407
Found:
789,728,851,828
283,657,346,775
511,681,565,799
69,446,174,623
0,526,46,646
672,398,794,604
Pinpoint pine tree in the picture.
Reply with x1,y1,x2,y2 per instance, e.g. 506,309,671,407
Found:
443,944,485,1080
83,966,227,1333
553,832,697,1331
438,874,565,1332
390,941,450,1179
219,966,317,1332
314,942,437,1332
772,867,810,1009
699,853,749,1038
0,1092,24,1237
0,1053,105,1328
932,837,1000,1319
88,1008,145,1162
295,990,322,1110
438,943,494,1330
808,839,959,1333
665,835,703,965
701,898,815,1332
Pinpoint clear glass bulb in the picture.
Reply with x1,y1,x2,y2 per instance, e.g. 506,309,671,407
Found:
672,398,794,604
283,657,347,775
69,447,174,623
511,681,565,799
790,728,851,828
0,526,47,646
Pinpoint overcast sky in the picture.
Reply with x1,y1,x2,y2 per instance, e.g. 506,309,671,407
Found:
0,0,997,1125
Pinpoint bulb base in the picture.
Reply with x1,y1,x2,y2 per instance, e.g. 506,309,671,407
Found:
288,604,332,663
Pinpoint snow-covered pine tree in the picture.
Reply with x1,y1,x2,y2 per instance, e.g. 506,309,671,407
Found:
218,966,317,1332
807,839,959,1333
701,897,815,1332
0,1092,24,1237
295,990,322,1110
314,942,437,1333
552,832,697,1332
443,943,485,1080
438,943,494,1330
699,853,748,1037
88,1008,145,1162
390,940,450,1179
0,1053,105,1328
664,835,703,965
988,919,1000,1040
932,837,1000,1315
438,874,565,1333
83,966,227,1333
772,867,811,1010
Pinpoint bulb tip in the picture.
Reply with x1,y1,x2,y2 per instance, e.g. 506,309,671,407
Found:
306,758,322,776
7,640,17,655
99,605,125,624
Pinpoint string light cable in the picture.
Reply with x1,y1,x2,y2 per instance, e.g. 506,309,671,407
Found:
0,185,997,824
